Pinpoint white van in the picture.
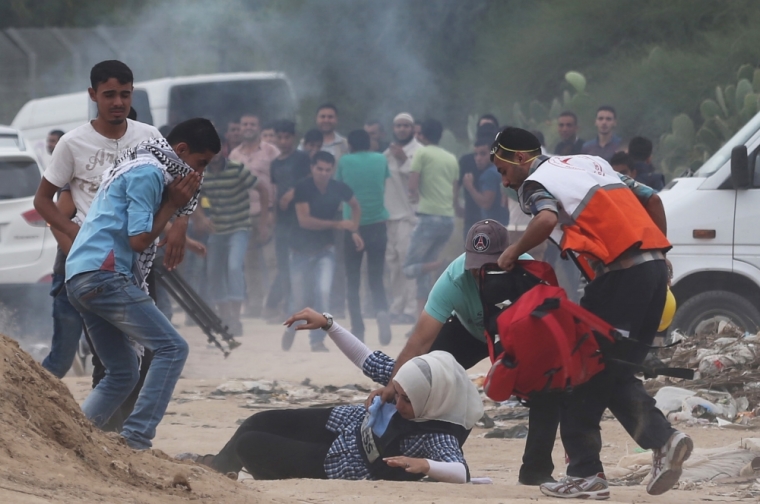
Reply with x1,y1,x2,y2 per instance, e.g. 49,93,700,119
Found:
660,111,760,335
11,71,297,165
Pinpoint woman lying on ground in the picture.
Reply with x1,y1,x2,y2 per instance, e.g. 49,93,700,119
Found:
180,308,484,483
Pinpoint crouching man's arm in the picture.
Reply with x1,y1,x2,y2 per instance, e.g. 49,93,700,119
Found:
129,173,201,253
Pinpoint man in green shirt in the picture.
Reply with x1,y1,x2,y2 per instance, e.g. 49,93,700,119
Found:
336,129,392,344
193,152,269,335
403,119,459,315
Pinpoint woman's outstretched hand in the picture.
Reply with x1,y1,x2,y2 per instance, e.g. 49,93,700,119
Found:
283,308,328,330
384,456,430,474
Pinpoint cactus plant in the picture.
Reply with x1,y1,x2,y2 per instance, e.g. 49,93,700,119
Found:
660,65,760,177
507,71,594,149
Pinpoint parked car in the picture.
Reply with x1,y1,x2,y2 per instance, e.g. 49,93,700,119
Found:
0,130,56,340
0,134,55,284
0,125,27,151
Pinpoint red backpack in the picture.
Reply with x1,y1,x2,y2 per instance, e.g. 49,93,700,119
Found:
479,261,690,402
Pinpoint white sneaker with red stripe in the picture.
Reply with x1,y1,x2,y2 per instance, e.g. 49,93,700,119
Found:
646,431,693,495
540,472,610,500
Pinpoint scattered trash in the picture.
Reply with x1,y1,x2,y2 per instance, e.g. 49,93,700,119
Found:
647,318,760,427
212,380,276,395
654,386,744,423
483,424,529,439
476,413,495,429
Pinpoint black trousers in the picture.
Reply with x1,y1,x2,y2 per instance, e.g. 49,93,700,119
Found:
212,408,337,479
561,260,675,477
344,221,389,337
430,316,559,480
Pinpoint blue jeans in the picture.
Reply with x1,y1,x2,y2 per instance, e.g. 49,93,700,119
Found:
207,230,250,303
67,270,189,449
41,273,85,378
288,246,335,345
403,214,454,299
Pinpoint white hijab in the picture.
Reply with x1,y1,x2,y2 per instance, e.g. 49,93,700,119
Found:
393,351,484,430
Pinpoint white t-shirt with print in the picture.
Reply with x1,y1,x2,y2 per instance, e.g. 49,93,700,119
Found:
43,119,162,217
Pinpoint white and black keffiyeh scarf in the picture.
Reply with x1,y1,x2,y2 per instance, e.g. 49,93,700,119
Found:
100,137,201,293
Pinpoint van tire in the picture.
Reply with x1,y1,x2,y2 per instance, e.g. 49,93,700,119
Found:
671,290,760,336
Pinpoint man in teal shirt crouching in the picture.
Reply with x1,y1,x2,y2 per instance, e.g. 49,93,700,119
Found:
367,219,560,486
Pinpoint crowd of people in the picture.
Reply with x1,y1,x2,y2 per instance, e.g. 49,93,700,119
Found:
31,59,689,500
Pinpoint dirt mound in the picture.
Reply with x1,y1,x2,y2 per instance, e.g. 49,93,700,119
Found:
0,334,291,503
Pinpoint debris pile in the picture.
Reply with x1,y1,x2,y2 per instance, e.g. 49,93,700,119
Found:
647,318,760,425
207,379,373,409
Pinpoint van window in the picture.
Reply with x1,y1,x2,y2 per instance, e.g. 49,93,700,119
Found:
132,89,153,125
167,80,295,127
696,112,760,178
0,159,41,199
0,135,21,149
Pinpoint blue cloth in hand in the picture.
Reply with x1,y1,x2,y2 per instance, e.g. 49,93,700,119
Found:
366,395,397,437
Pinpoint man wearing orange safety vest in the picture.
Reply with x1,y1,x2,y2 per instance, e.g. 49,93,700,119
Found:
491,127,692,500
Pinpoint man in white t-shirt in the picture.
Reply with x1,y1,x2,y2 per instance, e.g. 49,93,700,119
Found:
33,61,180,421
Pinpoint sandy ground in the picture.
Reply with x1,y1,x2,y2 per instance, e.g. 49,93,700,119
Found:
3,315,755,503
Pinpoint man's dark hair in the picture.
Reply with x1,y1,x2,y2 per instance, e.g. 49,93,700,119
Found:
274,119,296,135
559,111,578,124
312,150,335,166
240,112,259,121
364,118,384,130
48,129,65,139
474,137,492,148
597,105,616,118
166,118,221,154
347,129,371,152
303,128,323,144
476,123,499,143
420,119,444,144
491,127,542,162
628,136,653,161
316,103,338,115
90,60,133,90
262,122,275,131
610,151,631,168
478,113,500,128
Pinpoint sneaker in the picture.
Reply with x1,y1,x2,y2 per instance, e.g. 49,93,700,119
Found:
311,341,329,352
540,473,609,500
377,311,392,346
646,431,693,495
281,328,296,351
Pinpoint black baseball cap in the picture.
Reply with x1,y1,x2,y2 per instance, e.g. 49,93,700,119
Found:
464,220,509,269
